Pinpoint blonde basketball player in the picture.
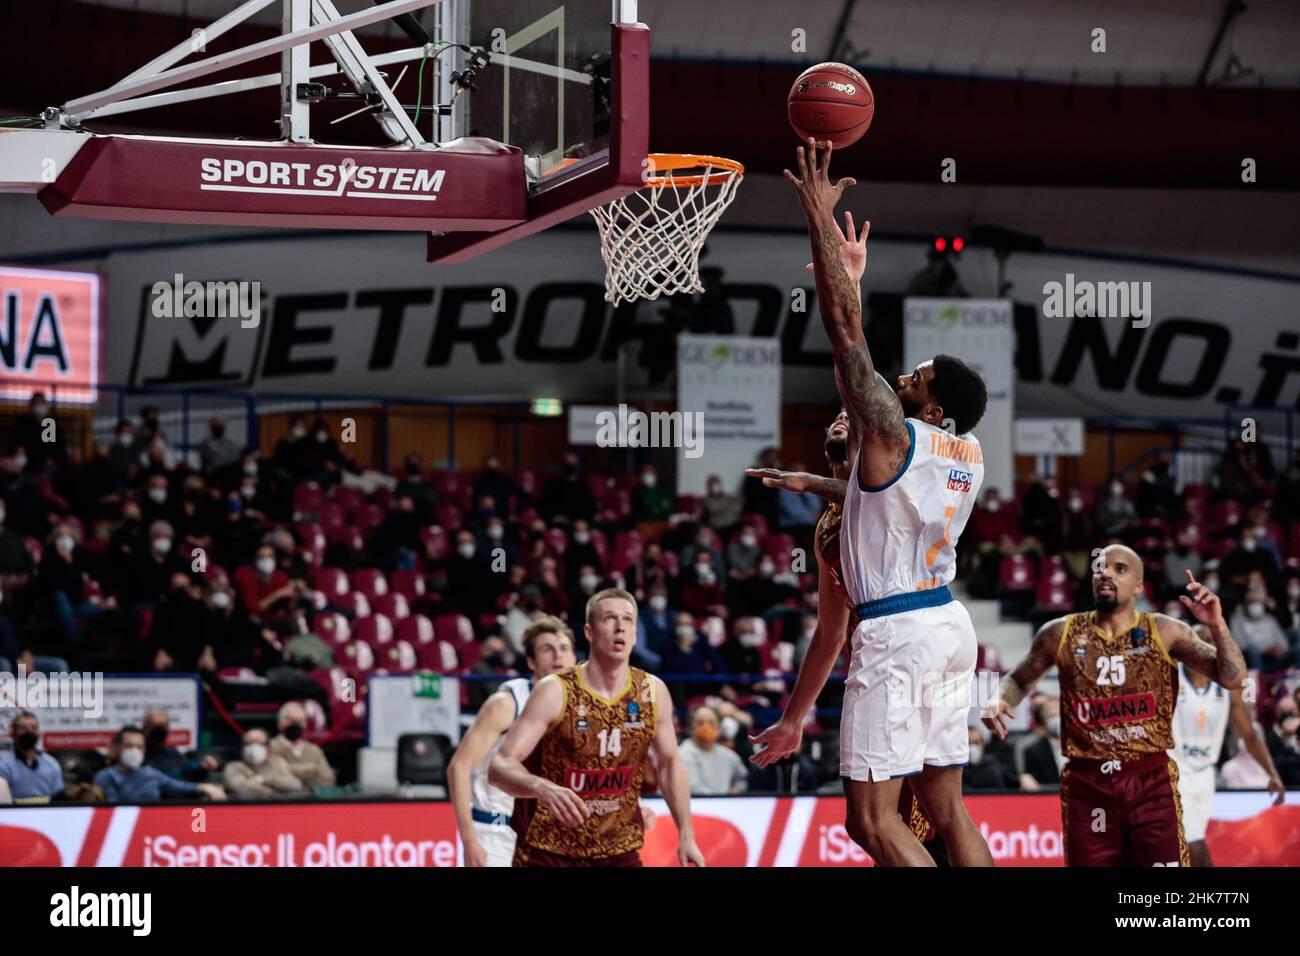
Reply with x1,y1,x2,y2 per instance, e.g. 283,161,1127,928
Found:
448,616,576,867
784,138,993,866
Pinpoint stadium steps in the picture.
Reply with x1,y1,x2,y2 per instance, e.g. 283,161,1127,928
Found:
950,580,1034,666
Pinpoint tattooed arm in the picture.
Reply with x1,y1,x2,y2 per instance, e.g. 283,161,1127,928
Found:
983,617,1065,740
743,468,846,505
784,139,909,487
1157,569,1246,689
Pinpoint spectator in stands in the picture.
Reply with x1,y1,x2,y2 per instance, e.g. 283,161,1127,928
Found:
1021,698,1063,788
69,441,124,520
150,573,219,673
538,451,596,522
199,415,242,476
1,455,50,540
699,474,743,537
627,540,669,599
1135,450,1180,521
1279,573,1300,641
40,521,102,645
1059,486,1096,581
473,454,527,515
730,554,799,618
93,726,226,803
374,494,423,571
963,725,1018,791
0,712,64,800
678,705,748,795
1264,700,1300,786
535,555,571,618
0,497,33,576
108,419,139,487
480,515,521,570
234,543,298,622
142,707,218,782
680,550,725,616
725,522,762,582
1162,525,1204,599
630,464,673,535
302,419,346,486
682,525,724,576
1019,474,1062,551
1229,584,1291,672
568,563,605,621
1244,507,1283,568
452,528,501,616
121,520,188,611
141,473,180,529
964,487,1031,597
661,613,725,690
270,702,336,790
273,414,311,482
395,452,439,523
468,633,519,708
224,728,304,798
1219,723,1274,789
9,392,62,474
742,447,781,525
563,519,603,579
1095,474,1137,537
1221,527,1280,595
633,583,674,670
1216,438,1274,505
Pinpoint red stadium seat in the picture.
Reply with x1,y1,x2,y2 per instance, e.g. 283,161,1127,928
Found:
355,503,386,534
297,522,327,564
312,567,349,599
1040,555,1069,586
545,527,569,555
397,614,435,647
319,501,346,531
1288,524,1300,560
391,569,426,601
764,533,795,560
433,612,475,645
515,471,536,496
998,554,1037,592
613,530,644,553
1210,538,1239,560
1209,500,1244,532
313,611,351,646
293,482,325,518
436,504,463,532
430,469,460,497
372,591,410,621
332,485,365,515
334,591,372,618
326,525,365,551
455,639,482,670
354,613,395,648
661,550,680,577
1035,577,1073,612
382,639,419,673
740,514,770,538
614,474,641,492
417,639,460,673
675,495,702,517
338,639,376,674
350,568,388,601
585,473,609,500
23,537,41,564
420,526,447,560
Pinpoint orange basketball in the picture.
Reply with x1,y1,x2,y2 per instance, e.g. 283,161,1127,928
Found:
787,62,874,149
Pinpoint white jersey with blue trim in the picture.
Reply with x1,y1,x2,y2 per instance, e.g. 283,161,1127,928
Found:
469,677,532,818
1170,664,1231,775
839,418,984,607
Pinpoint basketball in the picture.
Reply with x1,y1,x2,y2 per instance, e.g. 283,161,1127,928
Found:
787,62,874,148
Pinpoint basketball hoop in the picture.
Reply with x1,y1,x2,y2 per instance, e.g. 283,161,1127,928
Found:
589,153,743,306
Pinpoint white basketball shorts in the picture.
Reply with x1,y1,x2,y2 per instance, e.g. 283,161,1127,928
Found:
840,599,977,782
1177,766,1216,843
470,820,517,867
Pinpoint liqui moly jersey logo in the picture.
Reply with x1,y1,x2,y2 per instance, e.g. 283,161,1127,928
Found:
565,766,635,797
947,468,974,492
199,157,444,202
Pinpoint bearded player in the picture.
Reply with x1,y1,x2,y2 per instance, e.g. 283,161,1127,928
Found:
782,138,993,866
448,616,577,867
490,588,705,867
985,547,1248,866
747,407,949,865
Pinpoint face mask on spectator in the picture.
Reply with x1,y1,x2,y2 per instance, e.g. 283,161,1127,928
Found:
211,591,231,610
458,543,475,560
16,731,38,751
1046,717,1061,737
33,402,48,418
243,461,258,476
580,574,599,592
152,537,173,555
118,432,134,447
1241,537,1257,552
148,487,167,504
707,482,721,495
487,524,504,541
1288,583,1300,601
241,483,256,498
693,723,719,746
720,716,739,740
120,747,145,770
13,454,26,470
641,472,656,488
695,565,714,584
984,498,1000,513
676,625,695,640
1203,576,1220,593
649,595,667,613
291,425,306,440
1109,482,1124,497
256,556,276,576
315,431,328,443
573,530,590,545
243,743,267,766
737,630,763,649
1247,601,1265,620
1068,498,1083,513
741,533,757,548
283,723,304,742
759,561,776,577
55,534,75,554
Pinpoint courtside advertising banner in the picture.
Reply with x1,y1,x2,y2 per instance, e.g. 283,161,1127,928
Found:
0,265,101,404
903,298,1015,499
1,792,1293,867
676,334,782,495
0,675,199,751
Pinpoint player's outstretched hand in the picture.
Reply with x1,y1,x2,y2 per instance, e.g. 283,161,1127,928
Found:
1179,569,1224,626
745,467,812,494
539,779,591,827
748,718,803,768
805,209,870,281
784,137,856,221
982,698,1015,741
678,836,706,867
1268,773,1287,806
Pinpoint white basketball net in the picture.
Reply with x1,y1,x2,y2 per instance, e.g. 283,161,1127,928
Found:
589,156,743,306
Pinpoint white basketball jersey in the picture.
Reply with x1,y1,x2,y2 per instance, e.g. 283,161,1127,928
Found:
1171,664,1231,775
469,677,532,817
840,418,984,606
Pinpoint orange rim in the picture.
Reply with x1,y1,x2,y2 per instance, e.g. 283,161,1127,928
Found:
642,153,744,187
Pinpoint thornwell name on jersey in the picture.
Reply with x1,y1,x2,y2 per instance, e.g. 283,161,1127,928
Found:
199,158,445,201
